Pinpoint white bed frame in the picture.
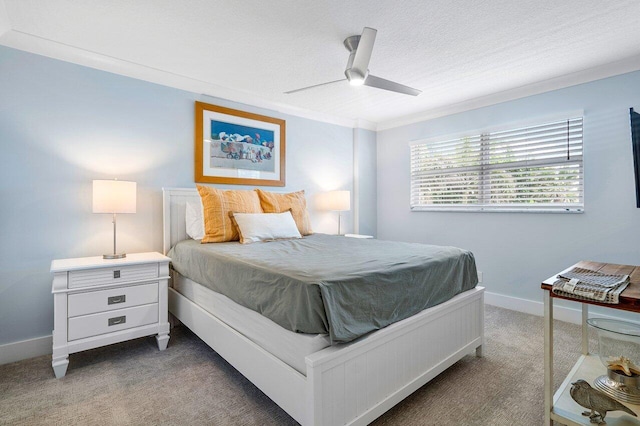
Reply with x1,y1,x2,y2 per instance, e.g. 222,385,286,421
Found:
162,188,484,426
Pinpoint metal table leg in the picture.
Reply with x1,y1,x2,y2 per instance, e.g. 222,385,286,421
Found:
544,290,554,426
582,303,589,355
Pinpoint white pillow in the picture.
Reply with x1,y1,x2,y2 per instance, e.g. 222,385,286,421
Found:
232,211,302,244
185,200,205,240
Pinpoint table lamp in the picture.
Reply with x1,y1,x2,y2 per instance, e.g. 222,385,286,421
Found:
93,179,136,259
318,190,350,235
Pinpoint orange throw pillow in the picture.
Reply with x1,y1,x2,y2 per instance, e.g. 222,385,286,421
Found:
196,185,263,243
255,189,313,236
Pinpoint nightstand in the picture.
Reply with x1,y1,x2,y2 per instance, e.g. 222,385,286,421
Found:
50,252,171,378
344,234,374,239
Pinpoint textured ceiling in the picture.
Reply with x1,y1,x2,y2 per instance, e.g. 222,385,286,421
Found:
3,0,640,128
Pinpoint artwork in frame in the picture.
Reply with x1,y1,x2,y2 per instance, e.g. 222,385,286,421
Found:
195,101,286,186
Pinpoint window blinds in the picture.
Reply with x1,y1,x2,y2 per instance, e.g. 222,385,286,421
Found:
410,117,583,212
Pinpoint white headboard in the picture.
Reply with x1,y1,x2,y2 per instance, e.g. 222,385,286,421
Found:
162,187,321,254
162,188,200,254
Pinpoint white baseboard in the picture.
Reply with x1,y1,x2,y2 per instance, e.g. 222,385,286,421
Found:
0,292,634,366
484,291,636,325
0,335,52,366
485,291,580,324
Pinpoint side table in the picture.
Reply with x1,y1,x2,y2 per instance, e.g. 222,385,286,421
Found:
542,261,640,425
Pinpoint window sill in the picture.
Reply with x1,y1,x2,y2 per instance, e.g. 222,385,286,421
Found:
410,207,584,214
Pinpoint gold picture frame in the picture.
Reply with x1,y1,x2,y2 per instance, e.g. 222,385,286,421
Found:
195,101,286,186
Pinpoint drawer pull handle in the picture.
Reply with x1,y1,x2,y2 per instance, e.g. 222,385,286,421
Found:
108,295,126,305
108,316,126,326
113,270,121,279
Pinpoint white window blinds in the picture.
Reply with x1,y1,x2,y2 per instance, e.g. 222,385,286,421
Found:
410,117,584,212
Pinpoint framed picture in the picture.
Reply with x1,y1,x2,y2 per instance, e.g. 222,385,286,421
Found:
195,101,286,186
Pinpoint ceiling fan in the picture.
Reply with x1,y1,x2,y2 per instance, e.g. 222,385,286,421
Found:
285,27,421,96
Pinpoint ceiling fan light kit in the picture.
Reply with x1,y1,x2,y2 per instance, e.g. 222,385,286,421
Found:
347,70,366,85
286,27,421,96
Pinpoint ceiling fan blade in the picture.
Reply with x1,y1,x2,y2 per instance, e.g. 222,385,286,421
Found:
364,74,421,96
350,27,377,77
284,78,346,94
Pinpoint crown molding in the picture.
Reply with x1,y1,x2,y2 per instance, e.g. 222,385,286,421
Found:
355,119,377,131
377,54,640,131
3,26,639,134
0,29,378,131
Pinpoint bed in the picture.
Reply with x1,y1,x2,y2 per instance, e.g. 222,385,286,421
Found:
163,188,485,426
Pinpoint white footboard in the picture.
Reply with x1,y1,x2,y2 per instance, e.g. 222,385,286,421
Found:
169,280,483,426
304,286,484,425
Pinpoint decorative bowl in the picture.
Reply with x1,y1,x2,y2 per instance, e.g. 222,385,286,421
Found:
587,318,640,404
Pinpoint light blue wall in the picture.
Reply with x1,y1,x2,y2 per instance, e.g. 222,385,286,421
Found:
14,39,640,347
0,45,365,345
377,71,640,312
355,128,377,237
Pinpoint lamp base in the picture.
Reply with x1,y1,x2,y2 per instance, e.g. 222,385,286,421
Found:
103,253,126,260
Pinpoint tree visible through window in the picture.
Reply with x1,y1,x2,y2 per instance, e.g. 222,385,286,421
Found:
410,117,583,212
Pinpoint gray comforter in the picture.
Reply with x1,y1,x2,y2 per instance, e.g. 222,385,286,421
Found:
168,234,478,344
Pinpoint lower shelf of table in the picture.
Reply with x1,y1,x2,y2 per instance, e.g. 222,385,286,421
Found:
551,354,640,426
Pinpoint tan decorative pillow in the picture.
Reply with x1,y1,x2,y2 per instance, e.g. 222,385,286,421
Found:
196,185,263,243
255,189,313,235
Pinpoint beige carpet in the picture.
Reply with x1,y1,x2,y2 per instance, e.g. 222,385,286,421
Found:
0,305,587,425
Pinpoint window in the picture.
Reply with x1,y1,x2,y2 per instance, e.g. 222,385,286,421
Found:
410,117,583,212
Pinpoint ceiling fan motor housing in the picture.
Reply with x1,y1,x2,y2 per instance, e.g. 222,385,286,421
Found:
344,35,367,83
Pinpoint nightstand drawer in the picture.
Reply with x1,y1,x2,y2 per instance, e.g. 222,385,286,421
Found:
68,283,158,317
68,263,158,288
68,303,158,341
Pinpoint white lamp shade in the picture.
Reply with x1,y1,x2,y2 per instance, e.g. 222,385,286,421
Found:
92,180,137,214
317,190,351,211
